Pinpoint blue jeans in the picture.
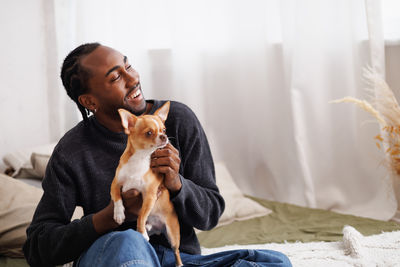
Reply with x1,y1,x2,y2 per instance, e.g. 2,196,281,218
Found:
77,230,292,267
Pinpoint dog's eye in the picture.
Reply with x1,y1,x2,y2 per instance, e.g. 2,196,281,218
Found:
163,128,166,133
146,131,153,136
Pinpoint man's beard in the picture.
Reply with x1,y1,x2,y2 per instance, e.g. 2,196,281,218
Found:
100,99,147,121
124,98,147,116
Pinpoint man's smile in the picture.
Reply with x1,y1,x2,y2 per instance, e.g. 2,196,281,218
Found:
125,83,142,101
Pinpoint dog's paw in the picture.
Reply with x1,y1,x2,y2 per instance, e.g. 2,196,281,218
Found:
113,200,125,225
114,212,125,225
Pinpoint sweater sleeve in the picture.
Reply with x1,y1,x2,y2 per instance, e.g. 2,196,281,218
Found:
23,149,99,267
169,103,225,231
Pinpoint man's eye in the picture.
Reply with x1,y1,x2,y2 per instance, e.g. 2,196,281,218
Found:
111,75,120,82
126,65,132,71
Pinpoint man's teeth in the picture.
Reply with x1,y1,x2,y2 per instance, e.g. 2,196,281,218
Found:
128,90,140,99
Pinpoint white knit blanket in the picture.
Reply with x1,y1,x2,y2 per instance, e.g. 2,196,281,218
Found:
201,226,400,266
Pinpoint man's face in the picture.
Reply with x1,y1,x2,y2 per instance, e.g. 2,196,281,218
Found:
80,45,147,119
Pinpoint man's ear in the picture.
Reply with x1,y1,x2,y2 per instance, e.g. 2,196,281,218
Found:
78,94,97,112
154,101,170,123
118,109,137,135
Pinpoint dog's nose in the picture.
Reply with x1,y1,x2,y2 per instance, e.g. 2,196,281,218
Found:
160,134,167,142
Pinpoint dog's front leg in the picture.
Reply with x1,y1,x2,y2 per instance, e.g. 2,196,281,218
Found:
111,178,125,225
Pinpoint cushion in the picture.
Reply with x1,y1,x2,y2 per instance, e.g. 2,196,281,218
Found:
0,174,83,257
30,152,52,178
0,174,43,257
214,162,272,227
2,143,55,178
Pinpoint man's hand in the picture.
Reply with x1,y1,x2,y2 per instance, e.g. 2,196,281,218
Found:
122,189,143,221
92,189,142,234
151,143,182,193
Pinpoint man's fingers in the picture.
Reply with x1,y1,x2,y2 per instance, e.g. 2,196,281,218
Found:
151,157,178,168
152,143,179,158
151,165,174,175
166,143,179,153
152,148,173,158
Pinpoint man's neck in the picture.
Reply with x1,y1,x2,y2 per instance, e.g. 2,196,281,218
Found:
95,102,154,133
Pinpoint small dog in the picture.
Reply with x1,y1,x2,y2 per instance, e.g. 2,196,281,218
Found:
110,101,182,266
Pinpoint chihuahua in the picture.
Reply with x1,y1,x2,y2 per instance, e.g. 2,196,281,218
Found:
110,101,182,266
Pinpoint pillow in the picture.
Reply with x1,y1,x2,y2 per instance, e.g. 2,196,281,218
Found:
2,143,55,178
0,174,43,257
30,152,52,178
215,162,272,227
0,174,83,257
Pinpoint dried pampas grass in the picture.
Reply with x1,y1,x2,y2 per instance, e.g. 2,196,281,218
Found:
332,68,400,177
330,97,386,126
363,67,400,126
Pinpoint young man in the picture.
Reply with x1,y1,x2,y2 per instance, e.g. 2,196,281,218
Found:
23,43,291,267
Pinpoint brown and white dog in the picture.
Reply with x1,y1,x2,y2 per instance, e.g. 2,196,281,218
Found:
110,101,182,266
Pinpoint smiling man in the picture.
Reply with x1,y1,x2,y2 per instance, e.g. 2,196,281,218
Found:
23,43,291,267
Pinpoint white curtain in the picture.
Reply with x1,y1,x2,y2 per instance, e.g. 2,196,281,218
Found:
50,0,397,220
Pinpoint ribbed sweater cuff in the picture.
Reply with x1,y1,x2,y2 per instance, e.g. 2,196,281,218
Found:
171,174,185,202
79,214,101,243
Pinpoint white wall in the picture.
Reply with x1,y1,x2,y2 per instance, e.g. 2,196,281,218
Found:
0,1,399,188
0,0,51,171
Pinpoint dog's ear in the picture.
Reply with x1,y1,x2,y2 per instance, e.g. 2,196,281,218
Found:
118,109,137,135
154,101,170,123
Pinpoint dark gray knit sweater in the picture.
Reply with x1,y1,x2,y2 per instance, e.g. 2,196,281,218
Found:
23,100,225,267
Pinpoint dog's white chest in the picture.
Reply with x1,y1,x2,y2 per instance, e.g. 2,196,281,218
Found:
117,154,150,192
